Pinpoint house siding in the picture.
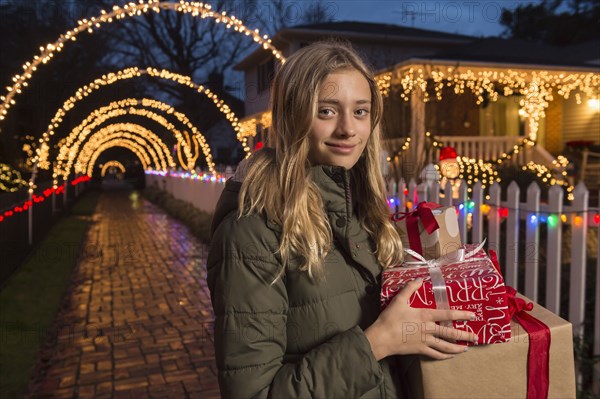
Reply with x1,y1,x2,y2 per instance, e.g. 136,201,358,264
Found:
545,99,563,154
240,38,463,118
244,69,271,116
562,95,600,146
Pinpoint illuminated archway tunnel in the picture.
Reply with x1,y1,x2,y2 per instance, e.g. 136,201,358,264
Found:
36,68,241,175
86,140,159,178
82,139,156,177
72,123,175,177
55,98,210,183
90,142,151,175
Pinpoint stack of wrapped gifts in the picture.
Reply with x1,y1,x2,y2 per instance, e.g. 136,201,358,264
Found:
385,202,576,398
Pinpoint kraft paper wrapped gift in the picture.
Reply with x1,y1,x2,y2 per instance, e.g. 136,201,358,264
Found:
393,202,461,260
398,293,576,399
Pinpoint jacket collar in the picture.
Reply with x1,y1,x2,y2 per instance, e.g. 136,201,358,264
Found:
261,165,353,234
308,165,353,216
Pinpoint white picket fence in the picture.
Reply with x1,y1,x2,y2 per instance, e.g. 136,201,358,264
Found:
150,167,599,391
387,178,600,377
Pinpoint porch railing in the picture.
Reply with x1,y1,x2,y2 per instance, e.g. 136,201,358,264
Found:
384,135,558,166
436,136,523,162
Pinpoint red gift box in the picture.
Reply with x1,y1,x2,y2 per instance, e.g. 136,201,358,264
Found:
381,243,511,345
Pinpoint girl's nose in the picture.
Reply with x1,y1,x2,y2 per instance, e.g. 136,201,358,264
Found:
336,114,356,137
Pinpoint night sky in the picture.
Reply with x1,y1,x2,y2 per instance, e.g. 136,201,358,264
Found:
328,0,545,37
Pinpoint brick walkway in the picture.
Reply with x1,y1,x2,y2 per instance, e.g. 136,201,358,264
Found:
26,189,220,398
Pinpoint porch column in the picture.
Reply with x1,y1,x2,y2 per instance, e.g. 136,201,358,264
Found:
409,88,426,179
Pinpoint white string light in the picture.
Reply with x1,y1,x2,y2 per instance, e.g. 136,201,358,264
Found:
70,123,175,179
87,140,151,174
100,160,126,177
81,138,153,177
54,98,214,180
0,0,285,123
34,67,242,173
0,163,28,192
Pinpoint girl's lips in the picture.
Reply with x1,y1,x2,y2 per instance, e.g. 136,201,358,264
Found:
325,142,356,154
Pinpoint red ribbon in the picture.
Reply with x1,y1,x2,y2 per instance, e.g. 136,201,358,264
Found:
392,202,440,256
489,250,551,399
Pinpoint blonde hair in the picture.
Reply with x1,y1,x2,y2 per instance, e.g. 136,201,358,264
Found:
239,41,403,279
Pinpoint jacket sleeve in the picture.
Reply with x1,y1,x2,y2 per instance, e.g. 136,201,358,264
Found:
206,215,384,398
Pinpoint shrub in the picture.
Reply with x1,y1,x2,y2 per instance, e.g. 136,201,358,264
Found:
142,186,213,243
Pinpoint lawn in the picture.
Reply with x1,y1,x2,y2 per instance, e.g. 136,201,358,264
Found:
0,189,100,399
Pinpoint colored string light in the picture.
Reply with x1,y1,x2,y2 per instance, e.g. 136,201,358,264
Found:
389,199,599,229
0,179,87,224
145,170,227,184
71,176,91,186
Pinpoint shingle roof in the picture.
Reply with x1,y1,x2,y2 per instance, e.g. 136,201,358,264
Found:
234,21,600,71
429,37,600,67
234,21,473,70
288,21,474,41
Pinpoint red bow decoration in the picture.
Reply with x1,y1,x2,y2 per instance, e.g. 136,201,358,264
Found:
391,202,440,256
489,250,551,399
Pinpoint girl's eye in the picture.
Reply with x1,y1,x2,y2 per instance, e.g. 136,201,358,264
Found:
319,108,335,116
356,109,370,116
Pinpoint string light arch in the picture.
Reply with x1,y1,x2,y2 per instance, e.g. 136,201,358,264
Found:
34,67,244,173
101,160,126,177
54,98,213,183
72,123,175,178
82,139,154,177
60,107,190,173
55,98,209,172
0,0,285,123
80,134,160,176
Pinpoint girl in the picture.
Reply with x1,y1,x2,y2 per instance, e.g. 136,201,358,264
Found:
207,41,476,398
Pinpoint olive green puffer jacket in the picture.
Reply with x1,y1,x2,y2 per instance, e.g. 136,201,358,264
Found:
207,164,404,398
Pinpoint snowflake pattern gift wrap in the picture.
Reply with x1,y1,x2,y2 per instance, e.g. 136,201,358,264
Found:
381,243,511,345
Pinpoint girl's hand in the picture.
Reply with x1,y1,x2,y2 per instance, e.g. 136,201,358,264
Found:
365,279,477,361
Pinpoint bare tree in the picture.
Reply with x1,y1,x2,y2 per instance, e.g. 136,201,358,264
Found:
84,0,334,164
0,0,335,168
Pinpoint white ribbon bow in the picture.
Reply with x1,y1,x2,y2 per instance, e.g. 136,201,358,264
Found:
402,239,487,268
400,239,487,327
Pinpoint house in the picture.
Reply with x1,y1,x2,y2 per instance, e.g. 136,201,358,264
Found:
235,21,473,117
201,71,246,167
234,21,600,185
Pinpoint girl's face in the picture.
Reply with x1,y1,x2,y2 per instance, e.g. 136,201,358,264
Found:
308,69,372,169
